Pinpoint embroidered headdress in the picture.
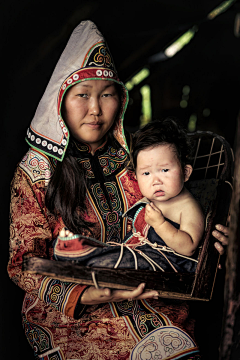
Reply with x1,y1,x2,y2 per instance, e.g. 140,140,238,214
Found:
26,20,129,161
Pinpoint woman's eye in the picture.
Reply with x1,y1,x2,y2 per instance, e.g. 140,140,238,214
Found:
77,94,88,98
143,172,150,176
162,169,169,173
102,93,112,97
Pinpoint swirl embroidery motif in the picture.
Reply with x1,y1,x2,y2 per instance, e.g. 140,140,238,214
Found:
136,313,163,337
23,318,52,355
130,326,198,360
91,183,110,213
89,45,112,67
20,150,52,184
105,182,121,212
79,159,94,178
99,147,127,176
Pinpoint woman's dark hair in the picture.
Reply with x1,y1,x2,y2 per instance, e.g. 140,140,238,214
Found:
130,117,193,171
45,81,124,234
45,149,93,234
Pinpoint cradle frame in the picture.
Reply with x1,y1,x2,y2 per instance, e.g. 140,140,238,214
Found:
23,130,234,301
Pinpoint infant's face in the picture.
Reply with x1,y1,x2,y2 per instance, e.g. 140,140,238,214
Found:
135,144,191,205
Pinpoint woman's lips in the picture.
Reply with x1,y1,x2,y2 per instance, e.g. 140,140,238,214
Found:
85,122,102,129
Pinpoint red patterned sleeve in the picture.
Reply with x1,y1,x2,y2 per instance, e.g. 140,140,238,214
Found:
8,153,87,319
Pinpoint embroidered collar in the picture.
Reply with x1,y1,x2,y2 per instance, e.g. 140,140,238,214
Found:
72,137,107,155
122,197,150,218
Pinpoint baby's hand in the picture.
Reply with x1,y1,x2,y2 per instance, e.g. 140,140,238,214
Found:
145,203,165,228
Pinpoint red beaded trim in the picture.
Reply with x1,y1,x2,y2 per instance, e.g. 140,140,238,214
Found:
57,67,118,114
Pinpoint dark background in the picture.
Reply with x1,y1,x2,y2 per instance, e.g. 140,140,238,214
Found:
2,1,240,358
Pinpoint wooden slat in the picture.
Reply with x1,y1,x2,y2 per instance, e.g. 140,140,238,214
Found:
23,257,198,300
219,113,240,360
191,181,232,299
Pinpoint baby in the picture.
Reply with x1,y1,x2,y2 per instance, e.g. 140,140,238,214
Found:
55,118,205,273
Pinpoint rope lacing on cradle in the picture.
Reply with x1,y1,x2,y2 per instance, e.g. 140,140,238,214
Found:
132,231,178,272
107,230,198,272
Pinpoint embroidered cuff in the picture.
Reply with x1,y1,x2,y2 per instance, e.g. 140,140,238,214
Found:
74,285,90,319
39,277,88,319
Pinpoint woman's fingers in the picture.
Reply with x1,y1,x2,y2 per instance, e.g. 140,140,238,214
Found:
113,283,147,300
214,242,225,256
215,224,229,237
212,227,229,246
212,230,229,245
129,283,158,299
113,284,159,302
80,284,159,305
212,223,229,256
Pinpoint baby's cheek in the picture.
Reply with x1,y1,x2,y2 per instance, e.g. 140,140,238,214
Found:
171,169,182,177
174,169,184,178
170,170,184,186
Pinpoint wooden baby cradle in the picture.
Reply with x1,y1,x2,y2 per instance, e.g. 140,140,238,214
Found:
23,130,234,301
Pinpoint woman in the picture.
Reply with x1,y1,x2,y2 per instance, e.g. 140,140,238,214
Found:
8,20,228,359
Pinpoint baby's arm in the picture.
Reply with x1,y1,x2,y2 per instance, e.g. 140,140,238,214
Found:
145,201,204,257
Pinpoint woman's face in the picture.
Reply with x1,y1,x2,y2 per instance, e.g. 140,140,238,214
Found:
63,80,120,153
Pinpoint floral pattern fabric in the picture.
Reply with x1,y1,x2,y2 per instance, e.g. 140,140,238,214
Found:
8,143,200,359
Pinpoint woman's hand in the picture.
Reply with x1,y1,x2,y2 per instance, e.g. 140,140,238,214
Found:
80,283,159,306
212,224,229,255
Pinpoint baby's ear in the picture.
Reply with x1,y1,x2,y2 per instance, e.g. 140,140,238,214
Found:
184,164,193,182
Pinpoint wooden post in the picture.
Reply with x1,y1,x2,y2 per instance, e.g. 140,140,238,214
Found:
219,112,240,360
